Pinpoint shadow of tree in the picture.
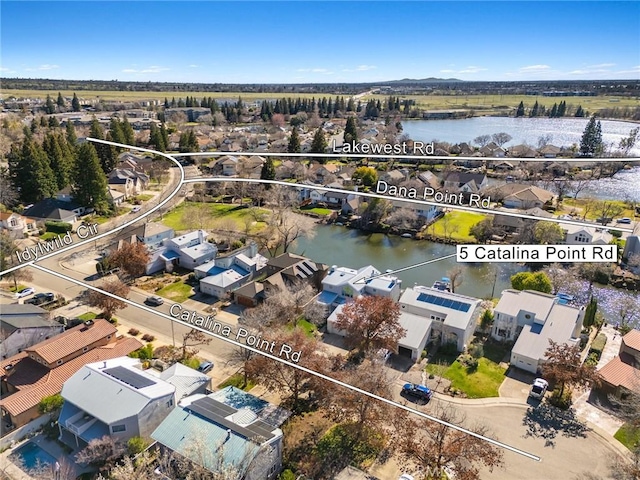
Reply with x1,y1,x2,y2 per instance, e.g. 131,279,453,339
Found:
522,403,589,447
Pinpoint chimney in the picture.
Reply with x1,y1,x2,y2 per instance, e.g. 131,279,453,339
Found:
101,361,107,369
198,230,204,244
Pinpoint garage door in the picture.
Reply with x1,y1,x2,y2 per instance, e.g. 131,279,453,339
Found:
398,346,413,358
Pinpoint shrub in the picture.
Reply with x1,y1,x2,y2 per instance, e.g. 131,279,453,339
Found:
128,328,140,336
469,344,484,359
611,230,622,238
38,393,64,414
480,309,494,330
549,387,572,409
279,470,296,480
585,352,599,367
421,349,428,359
589,333,607,360
231,240,244,250
440,341,458,356
44,221,72,234
129,343,154,360
142,334,155,342
458,354,478,371
127,436,148,456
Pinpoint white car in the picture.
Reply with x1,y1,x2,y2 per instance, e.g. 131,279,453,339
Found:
15,287,35,298
529,378,549,399
399,475,415,480
131,206,142,214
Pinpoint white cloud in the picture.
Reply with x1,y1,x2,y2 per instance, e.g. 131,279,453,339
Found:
588,63,616,69
296,67,334,75
439,66,487,75
121,66,170,74
188,64,199,68
616,65,640,75
518,64,551,72
342,64,377,72
38,64,59,71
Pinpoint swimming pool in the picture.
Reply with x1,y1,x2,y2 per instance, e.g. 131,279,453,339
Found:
10,441,57,470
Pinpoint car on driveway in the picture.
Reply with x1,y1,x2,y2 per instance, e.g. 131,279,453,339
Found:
131,206,142,214
25,292,55,305
197,361,214,373
401,383,433,402
529,378,549,399
617,217,632,224
145,295,164,306
15,287,35,298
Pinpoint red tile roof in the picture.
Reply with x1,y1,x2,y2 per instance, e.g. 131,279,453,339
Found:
0,336,142,417
27,319,117,364
622,330,640,352
597,353,640,394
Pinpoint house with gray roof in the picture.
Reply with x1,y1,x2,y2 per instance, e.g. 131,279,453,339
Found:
23,198,83,224
0,304,63,359
399,286,482,353
58,357,177,449
151,386,287,480
492,289,583,374
318,264,402,308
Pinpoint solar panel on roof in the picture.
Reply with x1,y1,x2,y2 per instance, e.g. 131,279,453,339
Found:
442,299,454,308
416,292,472,312
103,366,156,389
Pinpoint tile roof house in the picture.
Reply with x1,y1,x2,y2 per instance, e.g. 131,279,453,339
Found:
0,320,142,431
0,212,37,238
492,289,583,374
151,386,288,480
0,304,64,359
58,357,207,449
598,330,640,396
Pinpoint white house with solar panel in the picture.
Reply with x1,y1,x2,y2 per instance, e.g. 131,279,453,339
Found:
317,264,402,308
398,286,482,355
58,357,209,449
151,386,289,480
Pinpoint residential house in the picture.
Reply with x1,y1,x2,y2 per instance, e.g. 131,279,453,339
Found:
24,198,84,224
479,142,506,157
108,189,126,206
539,145,562,159
442,172,488,194
0,305,64,359
262,253,327,290
108,169,150,198
311,163,341,184
151,386,288,480
117,153,154,173
58,357,176,449
399,286,482,354
492,290,583,374
55,186,74,203
341,196,361,215
0,320,142,431
117,222,176,275
417,171,441,191
622,236,640,268
196,243,267,298
492,207,553,234
233,282,265,308
492,160,515,171
485,183,555,210
563,224,613,245
161,230,217,272
0,212,37,238
598,330,640,396
390,199,441,222
318,264,402,308
379,169,407,185
508,144,538,158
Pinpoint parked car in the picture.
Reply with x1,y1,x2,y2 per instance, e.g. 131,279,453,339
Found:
15,287,35,298
145,295,164,306
617,217,632,224
131,206,142,214
399,475,415,480
25,292,55,305
529,378,549,399
401,383,433,402
197,361,214,373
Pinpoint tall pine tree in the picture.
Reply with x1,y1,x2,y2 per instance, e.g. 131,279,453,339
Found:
260,157,276,182
121,117,135,145
73,143,109,212
344,116,358,143
71,93,81,112
579,115,603,157
515,101,525,117
10,137,57,203
288,127,301,153
56,92,65,108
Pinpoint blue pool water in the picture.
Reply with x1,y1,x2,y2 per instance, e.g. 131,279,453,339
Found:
10,441,57,470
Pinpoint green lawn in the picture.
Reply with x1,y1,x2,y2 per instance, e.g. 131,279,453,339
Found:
559,198,636,220
301,207,332,216
156,281,193,303
132,194,154,202
40,232,62,241
614,423,640,451
9,284,27,293
77,312,98,321
218,373,256,391
287,318,317,337
428,211,486,243
426,352,507,398
161,202,269,232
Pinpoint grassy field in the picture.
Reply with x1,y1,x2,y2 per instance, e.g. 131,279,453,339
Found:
427,211,485,242
77,312,98,321
614,423,640,450
365,93,640,113
2,89,322,102
161,202,269,232
156,281,193,303
287,318,318,337
559,198,637,220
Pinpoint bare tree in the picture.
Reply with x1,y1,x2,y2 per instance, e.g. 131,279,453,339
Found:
181,328,212,360
181,204,213,231
108,241,150,280
75,435,127,472
386,208,419,231
491,132,512,147
86,279,130,320
264,281,318,327
569,172,593,199
473,134,491,147
447,266,463,294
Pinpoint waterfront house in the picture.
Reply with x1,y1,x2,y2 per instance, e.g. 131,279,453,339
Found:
562,224,612,245
318,264,402,307
597,330,640,397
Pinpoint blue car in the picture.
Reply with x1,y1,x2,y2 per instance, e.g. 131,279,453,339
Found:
402,383,433,401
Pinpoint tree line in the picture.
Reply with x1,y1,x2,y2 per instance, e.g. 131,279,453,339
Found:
515,99,586,118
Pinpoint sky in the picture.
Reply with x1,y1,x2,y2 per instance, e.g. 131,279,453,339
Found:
1,1,639,83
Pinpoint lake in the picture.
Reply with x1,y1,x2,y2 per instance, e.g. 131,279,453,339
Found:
402,117,640,157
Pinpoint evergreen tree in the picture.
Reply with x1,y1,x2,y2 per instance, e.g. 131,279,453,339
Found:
66,121,77,145
149,123,166,152
310,127,327,154
109,117,125,147
515,101,525,117
71,93,81,112
48,116,60,128
90,118,116,172
40,116,48,128
260,157,276,182
583,296,598,328
164,97,170,109
580,115,604,157
549,103,558,118
73,143,109,212
344,115,358,143
12,137,58,203
45,94,56,114
43,133,73,190
121,117,135,145
160,124,169,151
558,101,567,117
575,105,585,117
288,127,301,153
56,92,65,108
530,101,539,117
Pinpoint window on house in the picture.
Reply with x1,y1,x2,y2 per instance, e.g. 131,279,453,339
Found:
497,328,507,337
111,425,126,433
167,399,173,408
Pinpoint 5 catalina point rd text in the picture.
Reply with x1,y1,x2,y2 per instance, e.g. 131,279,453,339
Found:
15,223,99,263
